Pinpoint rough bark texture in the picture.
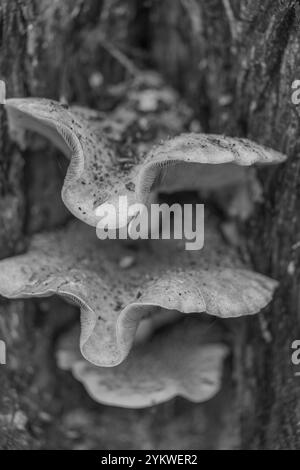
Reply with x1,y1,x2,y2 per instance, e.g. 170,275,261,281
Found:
0,0,299,450
151,0,300,449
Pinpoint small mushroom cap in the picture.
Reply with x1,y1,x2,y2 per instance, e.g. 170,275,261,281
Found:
4,84,286,229
0,214,278,367
57,318,229,408
136,133,286,202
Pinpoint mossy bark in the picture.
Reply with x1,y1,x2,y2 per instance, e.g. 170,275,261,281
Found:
0,0,299,449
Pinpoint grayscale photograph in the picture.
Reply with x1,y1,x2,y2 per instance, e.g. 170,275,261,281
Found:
0,0,299,453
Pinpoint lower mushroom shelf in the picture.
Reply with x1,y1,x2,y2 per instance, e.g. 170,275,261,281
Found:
57,317,228,408
0,213,277,369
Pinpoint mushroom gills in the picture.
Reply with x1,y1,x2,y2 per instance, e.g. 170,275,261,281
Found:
3,96,286,228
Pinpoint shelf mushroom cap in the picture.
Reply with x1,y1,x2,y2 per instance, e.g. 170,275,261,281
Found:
0,215,278,367
3,95,286,228
136,133,286,203
57,318,229,408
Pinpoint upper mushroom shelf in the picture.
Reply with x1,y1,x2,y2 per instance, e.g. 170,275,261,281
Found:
3,74,286,228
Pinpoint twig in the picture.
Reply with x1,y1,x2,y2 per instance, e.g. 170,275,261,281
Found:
181,0,203,35
222,0,239,42
98,36,138,77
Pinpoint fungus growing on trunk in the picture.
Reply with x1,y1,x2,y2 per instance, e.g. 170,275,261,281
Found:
57,318,229,408
3,90,286,228
0,213,277,367
2,74,191,229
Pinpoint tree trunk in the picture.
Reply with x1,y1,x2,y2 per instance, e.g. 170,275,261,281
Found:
0,0,299,450
151,0,300,449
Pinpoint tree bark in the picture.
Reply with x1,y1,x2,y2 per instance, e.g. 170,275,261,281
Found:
0,0,299,450
151,0,300,449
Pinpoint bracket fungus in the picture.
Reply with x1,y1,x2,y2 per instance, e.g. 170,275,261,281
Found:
2,75,191,229
0,214,277,367
56,318,229,408
136,134,286,203
0,76,284,411
2,78,286,229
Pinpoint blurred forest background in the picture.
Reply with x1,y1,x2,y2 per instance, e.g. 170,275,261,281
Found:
0,0,300,450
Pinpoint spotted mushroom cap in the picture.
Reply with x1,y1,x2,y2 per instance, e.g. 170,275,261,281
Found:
136,133,286,203
3,92,286,228
0,213,278,367
57,318,229,408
